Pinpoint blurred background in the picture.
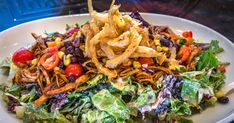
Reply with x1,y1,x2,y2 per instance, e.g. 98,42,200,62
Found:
0,0,233,41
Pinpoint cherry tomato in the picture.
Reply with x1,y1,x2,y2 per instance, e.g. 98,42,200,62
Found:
39,53,60,70
65,64,84,77
12,48,34,65
48,47,58,54
179,45,192,62
182,31,193,38
138,57,154,65
65,27,79,37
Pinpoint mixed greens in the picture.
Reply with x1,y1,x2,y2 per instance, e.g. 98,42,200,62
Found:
0,41,229,122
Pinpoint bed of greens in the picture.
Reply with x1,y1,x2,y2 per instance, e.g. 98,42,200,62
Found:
0,39,230,122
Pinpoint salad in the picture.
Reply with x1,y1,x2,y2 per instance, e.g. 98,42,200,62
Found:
0,0,233,122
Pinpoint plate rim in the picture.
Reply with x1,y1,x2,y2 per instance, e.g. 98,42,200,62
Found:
0,12,233,123
1,12,233,47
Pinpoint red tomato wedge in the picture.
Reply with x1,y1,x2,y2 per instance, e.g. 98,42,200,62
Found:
65,64,84,77
12,48,34,65
48,47,58,54
138,57,154,65
39,53,60,70
182,31,193,38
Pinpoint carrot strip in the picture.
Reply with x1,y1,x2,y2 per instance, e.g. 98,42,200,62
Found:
46,83,76,96
75,75,89,85
33,95,49,106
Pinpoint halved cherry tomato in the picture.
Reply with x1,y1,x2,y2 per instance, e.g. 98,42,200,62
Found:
138,57,154,65
48,47,58,54
65,27,79,37
182,31,193,38
12,48,34,65
179,45,192,62
65,64,84,77
39,53,60,70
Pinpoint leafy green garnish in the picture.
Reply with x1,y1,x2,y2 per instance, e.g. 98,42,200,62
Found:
209,40,224,54
196,50,220,70
179,39,186,45
92,89,130,122
196,40,223,70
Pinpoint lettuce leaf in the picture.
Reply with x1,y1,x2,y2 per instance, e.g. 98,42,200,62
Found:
181,79,200,106
208,72,225,92
181,70,225,92
170,98,191,116
196,50,220,70
0,57,18,84
209,40,224,54
79,74,106,90
7,84,21,97
61,91,92,120
196,40,223,70
0,57,11,68
92,89,130,122
81,110,115,123
135,85,156,107
19,104,71,123
111,77,138,103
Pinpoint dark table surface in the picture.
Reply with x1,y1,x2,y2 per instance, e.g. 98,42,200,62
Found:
0,0,234,42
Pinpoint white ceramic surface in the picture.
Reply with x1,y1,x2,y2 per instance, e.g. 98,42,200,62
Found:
0,13,234,123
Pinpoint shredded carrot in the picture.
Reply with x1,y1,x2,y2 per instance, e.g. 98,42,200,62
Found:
46,83,76,96
75,75,89,85
33,95,49,106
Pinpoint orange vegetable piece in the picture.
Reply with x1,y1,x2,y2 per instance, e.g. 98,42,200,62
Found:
138,57,154,65
47,41,57,47
219,64,226,73
186,37,193,45
33,95,49,106
179,45,192,62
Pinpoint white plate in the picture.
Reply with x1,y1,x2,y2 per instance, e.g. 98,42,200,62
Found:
0,13,234,123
